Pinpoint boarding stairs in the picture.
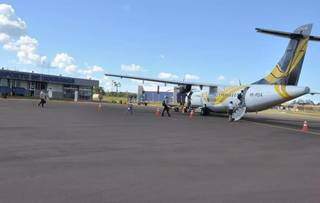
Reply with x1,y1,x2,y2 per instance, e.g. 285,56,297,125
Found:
231,87,249,121
232,104,246,121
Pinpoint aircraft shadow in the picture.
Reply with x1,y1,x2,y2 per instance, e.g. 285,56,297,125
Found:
203,112,320,132
243,116,320,131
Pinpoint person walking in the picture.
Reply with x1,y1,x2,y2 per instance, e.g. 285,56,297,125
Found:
38,90,47,108
127,96,134,115
161,96,171,117
237,90,245,106
228,101,234,122
185,91,193,113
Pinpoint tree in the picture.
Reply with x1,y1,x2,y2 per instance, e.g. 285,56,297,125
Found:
112,81,121,92
93,86,105,95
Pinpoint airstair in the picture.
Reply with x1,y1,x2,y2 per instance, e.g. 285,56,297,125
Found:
232,105,246,121
231,87,249,121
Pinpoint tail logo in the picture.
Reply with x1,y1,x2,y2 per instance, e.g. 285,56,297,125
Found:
264,38,308,84
274,85,292,99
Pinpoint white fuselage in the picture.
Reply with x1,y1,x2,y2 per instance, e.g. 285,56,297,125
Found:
188,85,310,113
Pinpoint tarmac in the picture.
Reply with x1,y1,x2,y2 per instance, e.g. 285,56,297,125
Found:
0,99,320,203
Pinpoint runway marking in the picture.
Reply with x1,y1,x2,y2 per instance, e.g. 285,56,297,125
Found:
245,120,320,136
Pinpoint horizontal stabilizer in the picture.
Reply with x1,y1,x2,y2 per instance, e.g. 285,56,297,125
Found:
255,28,303,39
256,25,320,41
310,35,320,41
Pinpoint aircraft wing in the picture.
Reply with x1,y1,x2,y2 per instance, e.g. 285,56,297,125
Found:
105,73,218,87
310,91,320,95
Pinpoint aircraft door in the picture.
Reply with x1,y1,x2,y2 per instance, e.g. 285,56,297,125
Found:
208,86,218,103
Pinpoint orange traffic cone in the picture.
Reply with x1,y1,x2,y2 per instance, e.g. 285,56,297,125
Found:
301,120,309,132
155,108,161,116
189,109,194,119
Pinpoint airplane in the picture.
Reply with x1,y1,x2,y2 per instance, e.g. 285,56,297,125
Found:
106,24,320,121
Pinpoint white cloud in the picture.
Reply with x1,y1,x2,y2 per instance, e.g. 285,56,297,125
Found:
160,54,165,59
158,72,170,79
217,75,225,81
64,64,77,73
0,32,10,43
99,76,114,91
0,4,27,36
0,4,13,16
121,64,143,72
158,72,178,80
229,80,236,85
3,35,47,65
184,74,199,80
0,4,47,66
51,53,77,73
79,65,104,75
130,79,143,84
91,65,104,72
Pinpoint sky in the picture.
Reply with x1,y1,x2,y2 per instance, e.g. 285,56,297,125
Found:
0,0,320,101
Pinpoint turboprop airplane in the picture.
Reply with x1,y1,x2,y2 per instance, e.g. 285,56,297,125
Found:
106,24,320,121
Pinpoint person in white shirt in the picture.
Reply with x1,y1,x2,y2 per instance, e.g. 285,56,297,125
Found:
38,90,47,108
228,101,234,122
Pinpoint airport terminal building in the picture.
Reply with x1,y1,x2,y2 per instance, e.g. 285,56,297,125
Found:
0,69,99,100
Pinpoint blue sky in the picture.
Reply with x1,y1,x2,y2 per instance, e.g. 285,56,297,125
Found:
0,0,320,101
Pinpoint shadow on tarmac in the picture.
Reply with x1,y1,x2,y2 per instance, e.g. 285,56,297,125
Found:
243,116,320,132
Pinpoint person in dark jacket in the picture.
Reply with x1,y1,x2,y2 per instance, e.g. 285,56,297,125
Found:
162,96,171,117
237,90,245,106
228,101,234,122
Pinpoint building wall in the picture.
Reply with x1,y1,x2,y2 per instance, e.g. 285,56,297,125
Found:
0,70,98,100
47,83,64,99
47,83,63,92
20,81,28,89
0,78,8,86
